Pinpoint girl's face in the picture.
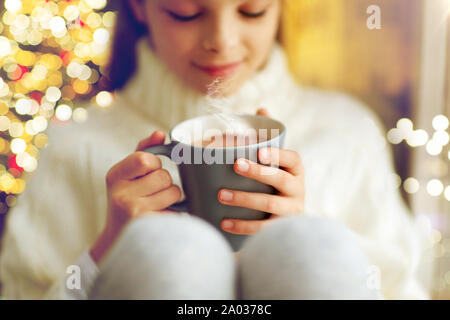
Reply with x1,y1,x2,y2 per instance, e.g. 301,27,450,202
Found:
129,0,282,96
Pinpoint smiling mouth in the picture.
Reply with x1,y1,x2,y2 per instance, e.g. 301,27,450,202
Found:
193,61,242,77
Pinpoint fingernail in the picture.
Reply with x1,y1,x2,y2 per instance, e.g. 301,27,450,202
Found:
259,148,270,163
220,190,233,202
222,220,234,229
236,158,249,172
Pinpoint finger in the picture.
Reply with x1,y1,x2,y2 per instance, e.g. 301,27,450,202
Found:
233,158,300,196
218,189,303,215
258,148,303,176
136,185,182,214
108,152,162,182
221,215,277,235
128,168,173,197
256,108,271,117
136,130,166,152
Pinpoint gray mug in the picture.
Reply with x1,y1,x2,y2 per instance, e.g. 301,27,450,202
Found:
144,114,286,251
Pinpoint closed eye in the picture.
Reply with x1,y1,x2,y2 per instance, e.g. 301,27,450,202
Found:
166,9,266,22
240,10,267,18
167,11,202,22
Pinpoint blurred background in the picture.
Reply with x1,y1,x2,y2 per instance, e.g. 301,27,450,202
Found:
0,0,448,299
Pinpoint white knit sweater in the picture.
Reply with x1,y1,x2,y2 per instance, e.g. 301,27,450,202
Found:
0,38,433,299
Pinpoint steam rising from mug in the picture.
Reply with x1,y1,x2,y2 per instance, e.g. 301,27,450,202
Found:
203,75,254,135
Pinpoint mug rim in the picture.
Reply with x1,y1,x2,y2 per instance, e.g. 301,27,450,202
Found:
168,114,286,150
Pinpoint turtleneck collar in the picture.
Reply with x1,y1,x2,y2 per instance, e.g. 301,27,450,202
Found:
114,36,295,131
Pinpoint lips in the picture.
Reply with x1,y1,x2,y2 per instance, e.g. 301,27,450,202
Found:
193,61,242,77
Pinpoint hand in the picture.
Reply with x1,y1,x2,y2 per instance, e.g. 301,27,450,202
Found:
217,108,305,235
90,131,182,264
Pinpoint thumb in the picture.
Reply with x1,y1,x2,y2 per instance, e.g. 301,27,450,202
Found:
136,130,166,152
256,108,271,118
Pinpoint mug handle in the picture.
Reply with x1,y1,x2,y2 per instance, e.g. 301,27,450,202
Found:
143,142,189,213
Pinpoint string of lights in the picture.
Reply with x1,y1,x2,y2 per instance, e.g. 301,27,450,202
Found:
0,0,114,213
387,116,450,198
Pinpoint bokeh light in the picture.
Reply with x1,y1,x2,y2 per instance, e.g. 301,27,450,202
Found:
0,0,116,198
444,186,450,202
427,179,444,197
406,129,428,147
432,115,449,131
96,90,113,107
404,177,420,194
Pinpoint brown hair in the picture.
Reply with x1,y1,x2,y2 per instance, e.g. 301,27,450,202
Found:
105,1,147,91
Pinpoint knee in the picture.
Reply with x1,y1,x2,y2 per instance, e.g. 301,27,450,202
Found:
104,213,234,264
239,215,378,299
243,215,362,259
89,214,236,299
110,213,232,255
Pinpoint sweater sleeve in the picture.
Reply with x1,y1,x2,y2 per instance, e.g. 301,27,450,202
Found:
64,249,99,300
308,110,434,299
39,248,99,300
346,139,432,299
0,124,102,299
288,91,434,299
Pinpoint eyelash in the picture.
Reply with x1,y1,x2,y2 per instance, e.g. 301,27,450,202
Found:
167,11,202,22
167,10,266,22
240,10,267,18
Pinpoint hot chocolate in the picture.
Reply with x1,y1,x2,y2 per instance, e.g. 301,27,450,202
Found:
191,132,268,148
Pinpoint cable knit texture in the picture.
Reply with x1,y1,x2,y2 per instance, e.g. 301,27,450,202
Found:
0,38,433,299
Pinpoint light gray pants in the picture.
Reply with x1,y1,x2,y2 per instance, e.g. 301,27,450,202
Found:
88,214,381,300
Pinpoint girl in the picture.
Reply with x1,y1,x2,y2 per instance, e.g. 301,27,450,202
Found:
0,0,432,299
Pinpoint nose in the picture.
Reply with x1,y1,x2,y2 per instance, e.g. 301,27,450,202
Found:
202,14,239,54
